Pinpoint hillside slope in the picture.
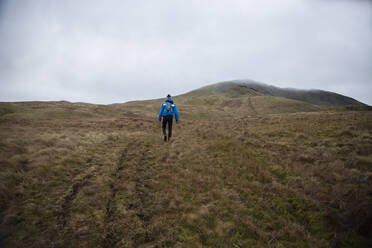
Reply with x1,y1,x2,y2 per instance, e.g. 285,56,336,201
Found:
180,80,365,106
123,80,367,121
0,95,371,247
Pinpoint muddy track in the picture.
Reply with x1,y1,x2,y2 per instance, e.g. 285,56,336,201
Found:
57,165,97,230
247,97,258,115
102,140,156,247
130,146,155,245
102,141,136,248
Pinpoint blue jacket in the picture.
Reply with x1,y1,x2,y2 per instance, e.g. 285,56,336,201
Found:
158,97,179,122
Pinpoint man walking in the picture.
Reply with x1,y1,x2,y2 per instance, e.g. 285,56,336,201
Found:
158,94,179,142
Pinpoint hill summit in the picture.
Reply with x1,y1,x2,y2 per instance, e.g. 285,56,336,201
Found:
181,79,365,106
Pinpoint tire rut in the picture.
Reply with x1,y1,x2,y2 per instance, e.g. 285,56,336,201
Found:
129,146,155,245
57,165,97,230
102,141,136,248
102,140,158,247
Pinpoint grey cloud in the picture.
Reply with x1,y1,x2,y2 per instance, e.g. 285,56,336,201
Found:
0,0,371,104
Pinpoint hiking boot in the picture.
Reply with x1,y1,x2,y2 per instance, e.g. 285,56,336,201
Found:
168,136,171,142
164,136,167,142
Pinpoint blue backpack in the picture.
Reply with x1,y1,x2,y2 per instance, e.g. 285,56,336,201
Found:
165,102,172,113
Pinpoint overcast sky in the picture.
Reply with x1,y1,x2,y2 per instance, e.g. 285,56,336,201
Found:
0,0,371,104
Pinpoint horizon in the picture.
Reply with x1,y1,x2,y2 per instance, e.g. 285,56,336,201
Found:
0,79,369,106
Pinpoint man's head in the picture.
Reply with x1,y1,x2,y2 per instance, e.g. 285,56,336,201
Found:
166,94,172,102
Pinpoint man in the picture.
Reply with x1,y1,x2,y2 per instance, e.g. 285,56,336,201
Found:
158,94,179,142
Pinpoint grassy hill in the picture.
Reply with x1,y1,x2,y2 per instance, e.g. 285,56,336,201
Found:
180,80,366,106
0,86,371,247
122,80,369,120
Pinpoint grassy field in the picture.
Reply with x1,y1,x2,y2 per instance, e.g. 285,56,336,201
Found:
0,99,371,247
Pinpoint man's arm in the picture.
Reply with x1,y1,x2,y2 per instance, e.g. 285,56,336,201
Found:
158,104,165,121
173,104,179,122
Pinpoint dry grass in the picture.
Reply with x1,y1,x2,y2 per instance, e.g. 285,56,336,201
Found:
0,101,371,247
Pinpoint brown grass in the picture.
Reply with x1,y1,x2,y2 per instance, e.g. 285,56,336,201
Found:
0,101,371,247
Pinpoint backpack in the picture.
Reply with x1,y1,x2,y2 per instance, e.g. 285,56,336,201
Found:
165,101,172,113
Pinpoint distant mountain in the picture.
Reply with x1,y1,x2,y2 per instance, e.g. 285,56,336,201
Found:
120,79,369,119
181,80,365,106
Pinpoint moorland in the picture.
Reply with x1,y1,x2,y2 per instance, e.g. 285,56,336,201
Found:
1,81,371,247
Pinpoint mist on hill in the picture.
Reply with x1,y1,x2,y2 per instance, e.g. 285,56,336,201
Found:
184,80,366,106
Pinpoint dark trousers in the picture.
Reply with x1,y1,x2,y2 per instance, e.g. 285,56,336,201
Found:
162,115,173,138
